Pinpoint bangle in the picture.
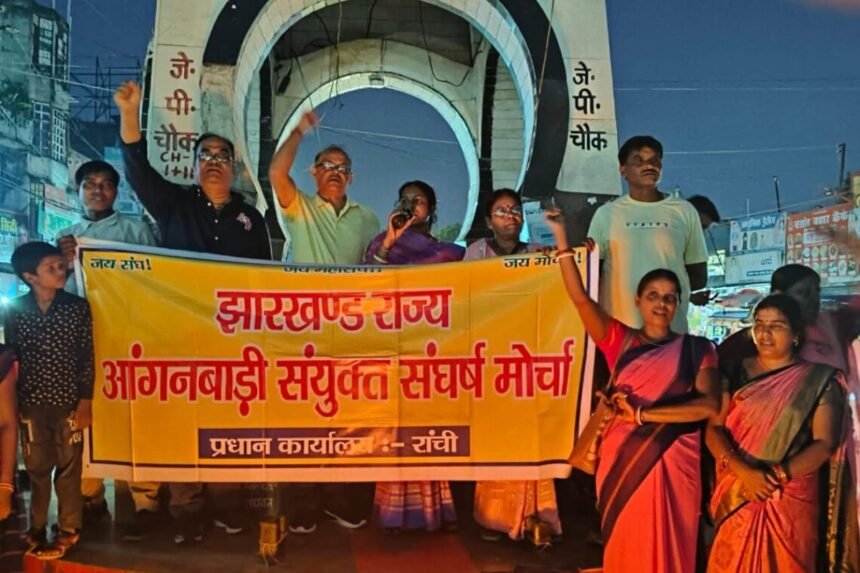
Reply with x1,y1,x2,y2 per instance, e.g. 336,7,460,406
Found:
635,406,644,426
372,253,388,264
556,252,575,262
0,482,14,493
719,450,736,472
772,463,790,484
555,248,574,256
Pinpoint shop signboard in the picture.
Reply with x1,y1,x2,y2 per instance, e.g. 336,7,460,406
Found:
729,213,786,254
724,249,783,285
786,204,856,286
0,210,27,263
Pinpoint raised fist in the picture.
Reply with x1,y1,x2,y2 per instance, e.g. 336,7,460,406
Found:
114,81,142,113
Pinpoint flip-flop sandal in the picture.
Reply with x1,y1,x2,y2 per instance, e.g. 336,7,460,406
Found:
25,528,46,551
31,530,79,561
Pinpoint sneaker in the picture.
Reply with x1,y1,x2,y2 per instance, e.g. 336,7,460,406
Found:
122,510,156,542
287,521,317,534
173,515,203,546
213,516,244,535
323,509,367,530
287,509,318,535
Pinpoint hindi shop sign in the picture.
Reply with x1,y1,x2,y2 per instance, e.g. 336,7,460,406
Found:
729,213,786,254
724,249,784,286
786,204,857,286
79,243,597,483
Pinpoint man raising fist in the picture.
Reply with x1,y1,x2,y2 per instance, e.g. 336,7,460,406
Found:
114,80,271,260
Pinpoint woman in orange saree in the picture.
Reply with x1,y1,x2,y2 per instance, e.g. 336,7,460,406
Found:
546,211,721,572
706,294,859,572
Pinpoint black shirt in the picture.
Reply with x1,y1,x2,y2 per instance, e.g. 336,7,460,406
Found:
121,140,272,260
5,290,95,407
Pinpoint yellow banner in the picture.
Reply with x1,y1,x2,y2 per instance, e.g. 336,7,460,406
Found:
79,241,597,482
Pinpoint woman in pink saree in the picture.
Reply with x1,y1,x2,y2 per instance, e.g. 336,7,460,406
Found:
706,294,859,572
546,211,721,572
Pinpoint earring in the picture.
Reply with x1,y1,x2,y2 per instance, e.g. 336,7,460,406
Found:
793,339,799,347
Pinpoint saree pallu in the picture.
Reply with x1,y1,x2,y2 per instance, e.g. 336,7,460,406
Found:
473,479,561,540
373,481,456,531
708,362,860,573
363,230,465,265
596,325,714,573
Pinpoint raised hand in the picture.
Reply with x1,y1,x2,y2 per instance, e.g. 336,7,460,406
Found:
296,110,319,135
113,80,142,114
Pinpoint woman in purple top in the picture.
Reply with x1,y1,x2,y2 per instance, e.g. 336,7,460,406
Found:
365,181,462,532
364,180,464,266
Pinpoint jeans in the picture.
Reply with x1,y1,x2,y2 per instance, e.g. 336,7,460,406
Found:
19,404,83,532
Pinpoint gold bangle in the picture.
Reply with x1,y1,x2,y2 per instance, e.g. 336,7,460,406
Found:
556,252,575,261
772,463,790,484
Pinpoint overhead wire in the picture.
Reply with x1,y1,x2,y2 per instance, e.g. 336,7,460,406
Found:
416,2,479,88
319,125,458,145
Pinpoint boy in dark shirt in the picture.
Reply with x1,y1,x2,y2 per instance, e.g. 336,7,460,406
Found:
5,242,94,560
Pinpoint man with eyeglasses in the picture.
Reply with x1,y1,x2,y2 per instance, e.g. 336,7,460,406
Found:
114,81,271,261
587,135,708,334
267,110,379,534
268,110,379,264
114,80,270,545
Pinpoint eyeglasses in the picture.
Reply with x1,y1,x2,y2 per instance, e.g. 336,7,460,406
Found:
197,150,233,164
315,160,352,175
643,292,678,305
492,207,523,218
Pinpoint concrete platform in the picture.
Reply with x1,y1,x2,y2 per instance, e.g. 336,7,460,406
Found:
21,481,602,573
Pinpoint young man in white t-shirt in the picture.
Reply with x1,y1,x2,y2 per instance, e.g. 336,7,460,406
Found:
587,135,708,333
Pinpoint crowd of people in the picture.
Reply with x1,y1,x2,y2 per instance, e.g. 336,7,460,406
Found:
0,78,856,572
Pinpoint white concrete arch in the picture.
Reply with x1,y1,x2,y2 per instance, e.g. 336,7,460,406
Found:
230,0,538,223
271,70,481,246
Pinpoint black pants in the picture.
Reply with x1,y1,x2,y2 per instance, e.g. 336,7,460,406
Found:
19,404,83,532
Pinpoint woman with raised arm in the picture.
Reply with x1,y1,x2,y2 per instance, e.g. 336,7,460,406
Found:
706,294,858,572
545,209,721,572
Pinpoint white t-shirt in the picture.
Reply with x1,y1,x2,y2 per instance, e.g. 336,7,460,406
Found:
587,194,708,333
